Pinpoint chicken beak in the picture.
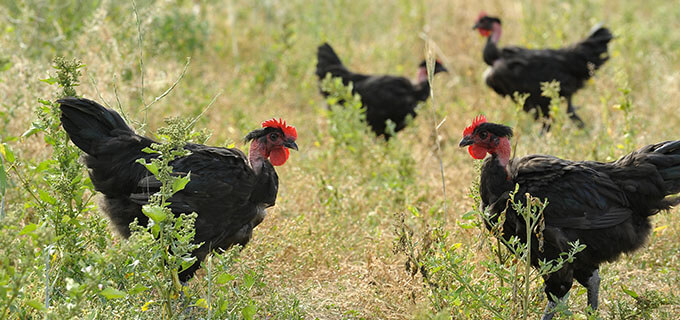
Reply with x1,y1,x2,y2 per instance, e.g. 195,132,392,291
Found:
459,136,474,147
284,140,299,151
472,23,480,30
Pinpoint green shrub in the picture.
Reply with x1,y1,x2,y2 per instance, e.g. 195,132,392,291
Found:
396,184,585,319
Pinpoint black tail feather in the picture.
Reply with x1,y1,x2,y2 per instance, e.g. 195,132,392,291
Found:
575,26,613,70
654,140,680,195
59,97,153,197
59,97,134,156
316,42,348,79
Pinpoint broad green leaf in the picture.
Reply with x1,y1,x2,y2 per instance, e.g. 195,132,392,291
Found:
34,160,50,172
19,223,38,235
461,211,477,220
172,173,191,193
129,283,148,295
457,223,475,230
180,255,197,271
44,134,56,146
38,189,57,205
100,287,126,299
22,125,41,138
192,298,209,309
0,60,11,72
243,273,256,288
0,143,15,163
136,158,158,176
241,303,256,320
40,78,57,85
216,273,235,284
621,286,639,298
142,205,167,223
141,147,160,154
26,299,46,311
151,223,160,237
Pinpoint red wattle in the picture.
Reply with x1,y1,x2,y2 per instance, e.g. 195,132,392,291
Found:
269,147,289,166
478,29,491,37
469,145,488,159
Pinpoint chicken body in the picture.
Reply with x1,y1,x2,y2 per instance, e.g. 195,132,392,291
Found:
460,117,680,319
316,43,446,138
473,15,613,130
59,97,297,281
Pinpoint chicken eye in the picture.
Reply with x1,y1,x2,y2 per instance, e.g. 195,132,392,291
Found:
269,133,279,140
479,132,488,139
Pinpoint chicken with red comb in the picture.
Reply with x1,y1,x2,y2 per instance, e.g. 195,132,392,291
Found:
460,116,680,319
59,97,298,282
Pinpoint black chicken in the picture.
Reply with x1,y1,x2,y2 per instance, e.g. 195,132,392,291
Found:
459,115,680,319
473,13,613,130
316,42,447,138
59,97,298,281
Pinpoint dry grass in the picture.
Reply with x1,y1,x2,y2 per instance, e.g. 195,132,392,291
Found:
2,0,680,318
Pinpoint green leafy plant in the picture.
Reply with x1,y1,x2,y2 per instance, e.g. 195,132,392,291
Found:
612,76,636,152
395,183,585,319
541,80,566,132
610,288,679,320
319,74,417,213
128,116,206,317
320,74,371,150
0,56,116,319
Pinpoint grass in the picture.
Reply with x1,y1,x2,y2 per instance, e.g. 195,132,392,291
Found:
1,0,680,318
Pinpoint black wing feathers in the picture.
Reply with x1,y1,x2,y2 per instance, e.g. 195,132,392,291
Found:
510,155,632,229
355,76,423,134
504,140,680,230
128,143,263,228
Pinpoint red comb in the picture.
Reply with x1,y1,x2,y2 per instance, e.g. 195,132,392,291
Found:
262,118,297,139
463,115,487,136
477,11,488,20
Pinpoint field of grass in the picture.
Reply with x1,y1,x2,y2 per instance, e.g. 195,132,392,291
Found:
1,0,680,319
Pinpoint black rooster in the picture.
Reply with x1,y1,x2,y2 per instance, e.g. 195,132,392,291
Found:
316,42,447,138
459,115,680,319
473,13,613,131
59,97,298,281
